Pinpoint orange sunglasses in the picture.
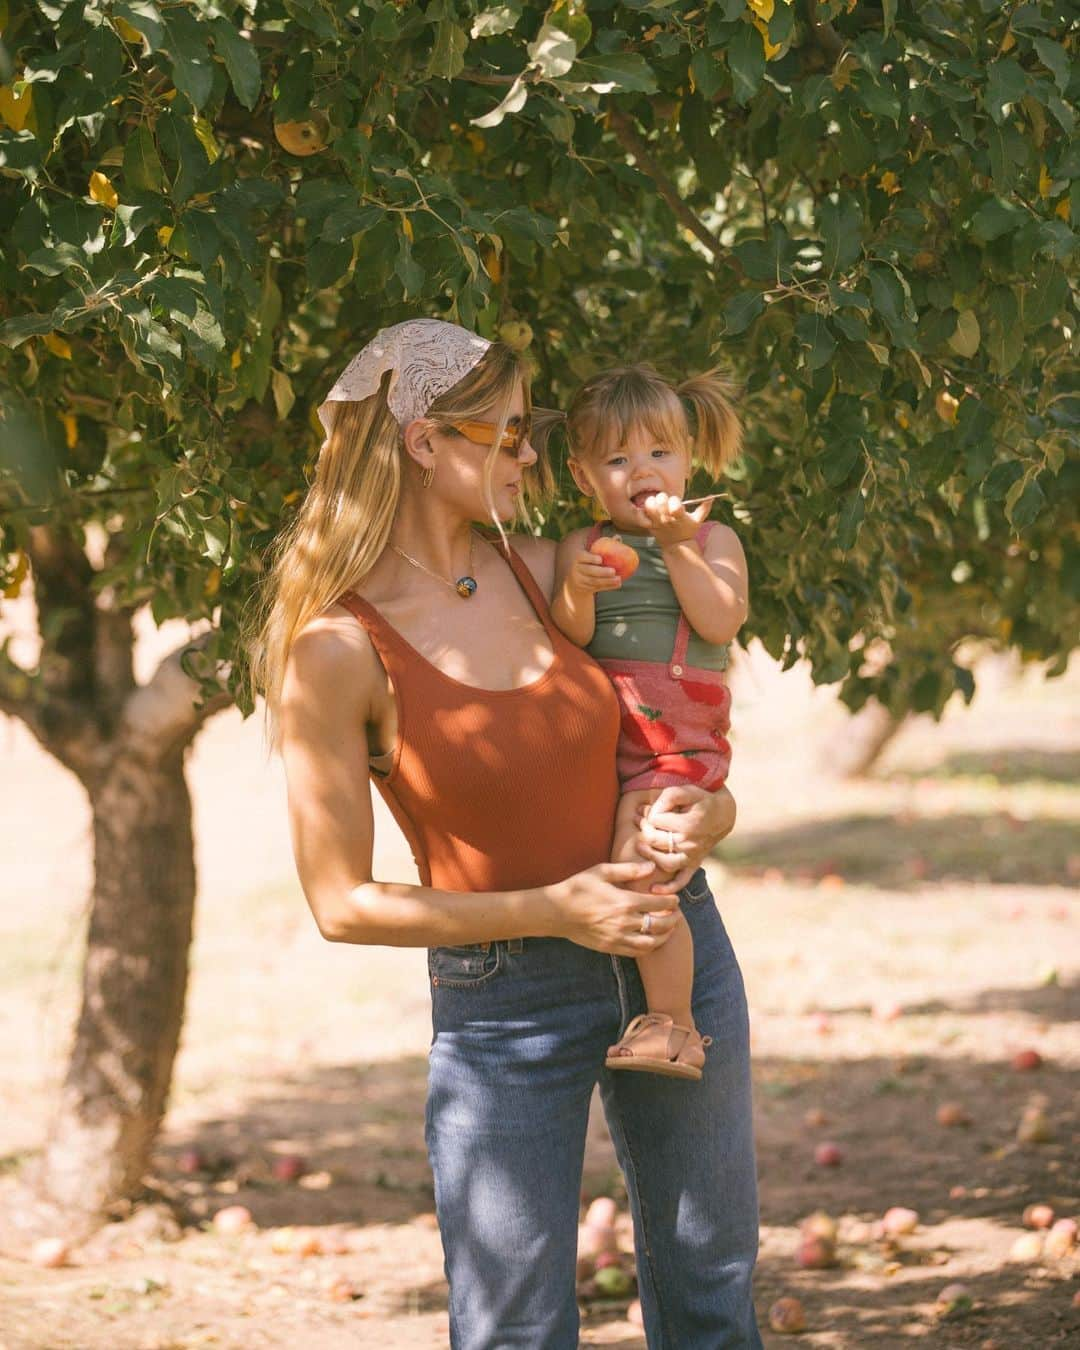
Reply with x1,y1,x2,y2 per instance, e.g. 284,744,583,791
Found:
440,415,532,452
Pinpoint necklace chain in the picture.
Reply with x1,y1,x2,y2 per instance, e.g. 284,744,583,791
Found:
390,531,479,599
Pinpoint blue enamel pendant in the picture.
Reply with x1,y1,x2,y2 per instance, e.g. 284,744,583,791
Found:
455,576,478,598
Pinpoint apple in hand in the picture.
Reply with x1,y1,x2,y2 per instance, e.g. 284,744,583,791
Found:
591,536,639,581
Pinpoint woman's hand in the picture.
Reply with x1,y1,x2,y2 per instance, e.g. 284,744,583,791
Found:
544,860,679,956
633,784,737,894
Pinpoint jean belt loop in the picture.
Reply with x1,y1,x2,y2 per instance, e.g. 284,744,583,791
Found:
507,937,523,955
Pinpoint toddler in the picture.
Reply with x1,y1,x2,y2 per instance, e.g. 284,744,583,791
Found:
551,364,748,1080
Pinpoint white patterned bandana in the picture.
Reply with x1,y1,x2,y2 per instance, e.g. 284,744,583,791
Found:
317,318,492,440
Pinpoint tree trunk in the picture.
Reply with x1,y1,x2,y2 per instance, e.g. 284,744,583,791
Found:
826,699,906,779
26,742,197,1230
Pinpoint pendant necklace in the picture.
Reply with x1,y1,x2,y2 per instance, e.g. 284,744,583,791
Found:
390,531,479,599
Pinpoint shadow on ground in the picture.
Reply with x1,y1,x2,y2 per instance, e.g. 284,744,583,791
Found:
143,1043,1078,1348
720,811,1077,887
886,747,1080,789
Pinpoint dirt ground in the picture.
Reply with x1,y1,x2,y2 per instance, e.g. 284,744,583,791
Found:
0,629,1077,1349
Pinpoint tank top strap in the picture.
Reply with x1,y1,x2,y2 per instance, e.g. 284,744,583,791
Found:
336,589,413,677
586,521,604,550
476,529,559,640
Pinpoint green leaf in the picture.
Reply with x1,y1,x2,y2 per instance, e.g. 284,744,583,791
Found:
0,311,57,347
1021,262,1067,330
1004,475,1045,531
471,74,528,128
114,1,165,50
836,488,865,550
984,58,1027,125
527,23,576,79
821,439,861,486
819,194,862,273
722,290,765,336
395,235,425,297
727,22,764,106
160,8,215,111
428,20,468,80
948,309,980,357
1032,37,1069,93
882,0,897,36
691,48,723,100
471,4,522,39
987,289,1023,374
795,312,836,372
271,368,295,419
969,196,1025,243
868,266,915,349
210,17,261,110
570,53,658,94
122,125,164,193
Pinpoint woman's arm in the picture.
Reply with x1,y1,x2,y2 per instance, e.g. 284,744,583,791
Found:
279,613,680,954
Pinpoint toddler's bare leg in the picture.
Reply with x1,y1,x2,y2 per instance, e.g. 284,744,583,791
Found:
612,791,696,1030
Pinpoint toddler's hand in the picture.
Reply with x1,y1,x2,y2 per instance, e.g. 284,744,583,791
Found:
568,548,623,594
641,493,710,549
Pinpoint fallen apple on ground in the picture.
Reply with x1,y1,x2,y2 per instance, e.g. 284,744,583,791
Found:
936,1102,971,1127
30,1237,69,1268
271,1152,306,1183
882,1206,919,1236
936,1283,973,1318
1023,1203,1054,1230
1011,1048,1043,1071
212,1205,254,1236
814,1141,843,1167
768,1296,806,1333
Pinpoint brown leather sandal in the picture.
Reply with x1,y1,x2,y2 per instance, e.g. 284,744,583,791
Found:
605,1012,713,1081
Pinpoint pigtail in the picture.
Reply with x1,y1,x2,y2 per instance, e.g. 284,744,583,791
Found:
678,369,743,478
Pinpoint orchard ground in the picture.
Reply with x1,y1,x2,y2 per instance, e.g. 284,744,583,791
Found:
0,624,1077,1349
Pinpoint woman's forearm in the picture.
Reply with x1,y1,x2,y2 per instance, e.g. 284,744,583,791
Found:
318,877,556,947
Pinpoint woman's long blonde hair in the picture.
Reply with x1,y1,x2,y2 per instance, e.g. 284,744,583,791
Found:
566,363,742,475
247,340,547,744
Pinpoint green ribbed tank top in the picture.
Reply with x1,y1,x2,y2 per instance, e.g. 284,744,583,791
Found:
586,524,730,672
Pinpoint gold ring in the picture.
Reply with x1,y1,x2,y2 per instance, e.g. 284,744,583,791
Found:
667,830,677,854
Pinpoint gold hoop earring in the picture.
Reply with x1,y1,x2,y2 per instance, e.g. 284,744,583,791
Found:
421,463,434,489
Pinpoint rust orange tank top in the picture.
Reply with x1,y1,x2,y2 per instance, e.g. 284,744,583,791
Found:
337,536,620,893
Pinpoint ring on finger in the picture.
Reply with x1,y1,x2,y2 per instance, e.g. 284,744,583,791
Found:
666,829,677,855
640,912,652,935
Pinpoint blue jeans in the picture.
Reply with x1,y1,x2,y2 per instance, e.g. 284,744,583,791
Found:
425,869,763,1349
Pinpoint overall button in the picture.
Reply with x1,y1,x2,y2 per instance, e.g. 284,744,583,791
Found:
671,663,683,677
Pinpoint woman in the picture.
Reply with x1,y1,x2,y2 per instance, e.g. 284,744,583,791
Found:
249,318,762,1348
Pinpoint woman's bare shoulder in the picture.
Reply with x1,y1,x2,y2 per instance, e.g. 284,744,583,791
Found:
285,606,382,704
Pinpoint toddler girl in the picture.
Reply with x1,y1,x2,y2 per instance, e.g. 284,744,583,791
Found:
551,364,748,1080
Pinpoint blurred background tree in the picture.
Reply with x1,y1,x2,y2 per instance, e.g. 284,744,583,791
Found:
0,0,1076,1231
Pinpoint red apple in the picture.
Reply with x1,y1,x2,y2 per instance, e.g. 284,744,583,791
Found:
936,1102,971,1128
1011,1048,1043,1071
30,1237,69,1268
591,536,639,581
1023,1203,1054,1230
1045,1218,1077,1260
212,1205,254,1236
800,1211,838,1244
176,1147,205,1174
936,1283,973,1317
797,1235,836,1269
768,1296,806,1333
271,1153,306,1183
882,1206,919,1236
1009,1232,1044,1262
814,1141,843,1167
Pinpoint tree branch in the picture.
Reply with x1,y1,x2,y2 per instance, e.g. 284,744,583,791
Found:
119,634,231,761
606,107,727,264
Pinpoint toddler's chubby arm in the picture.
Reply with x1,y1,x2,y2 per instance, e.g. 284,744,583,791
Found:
641,495,748,646
551,526,622,647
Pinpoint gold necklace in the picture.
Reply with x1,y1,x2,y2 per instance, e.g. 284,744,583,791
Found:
390,531,479,599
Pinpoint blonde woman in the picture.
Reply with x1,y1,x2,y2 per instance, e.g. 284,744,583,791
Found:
250,319,762,1349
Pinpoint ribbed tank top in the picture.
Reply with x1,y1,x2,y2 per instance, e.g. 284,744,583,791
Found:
337,537,621,894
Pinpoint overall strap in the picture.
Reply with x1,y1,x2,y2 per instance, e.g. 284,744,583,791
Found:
670,519,717,677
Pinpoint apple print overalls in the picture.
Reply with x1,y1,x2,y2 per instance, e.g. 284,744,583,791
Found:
586,520,733,793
